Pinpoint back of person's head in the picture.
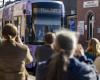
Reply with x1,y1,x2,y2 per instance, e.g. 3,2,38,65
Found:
44,32,54,44
88,38,99,47
88,38,99,51
54,29,79,56
46,29,79,80
2,23,18,41
87,38,100,56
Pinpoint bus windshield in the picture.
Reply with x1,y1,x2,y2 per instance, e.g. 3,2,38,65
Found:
31,1,65,43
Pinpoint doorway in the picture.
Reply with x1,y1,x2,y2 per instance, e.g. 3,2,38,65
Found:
87,13,95,40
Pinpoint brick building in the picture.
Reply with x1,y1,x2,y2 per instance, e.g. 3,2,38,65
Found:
77,0,100,45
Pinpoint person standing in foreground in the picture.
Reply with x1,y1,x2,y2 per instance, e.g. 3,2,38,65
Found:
46,29,98,80
35,32,54,80
0,24,33,80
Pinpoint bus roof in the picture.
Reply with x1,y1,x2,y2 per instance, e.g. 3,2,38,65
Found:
21,0,64,5
32,1,63,5
30,0,65,17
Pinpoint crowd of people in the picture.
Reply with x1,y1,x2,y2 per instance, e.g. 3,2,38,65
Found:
0,23,100,80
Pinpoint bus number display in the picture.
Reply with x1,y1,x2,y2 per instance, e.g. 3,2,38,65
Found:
33,8,61,14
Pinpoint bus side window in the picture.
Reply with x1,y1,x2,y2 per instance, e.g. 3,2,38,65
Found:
10,21,12,23
5,21,9,24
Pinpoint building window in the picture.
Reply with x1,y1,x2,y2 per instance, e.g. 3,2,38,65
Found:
87,13,95,40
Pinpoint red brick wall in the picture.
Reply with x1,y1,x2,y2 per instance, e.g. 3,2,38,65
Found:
77,0,100,46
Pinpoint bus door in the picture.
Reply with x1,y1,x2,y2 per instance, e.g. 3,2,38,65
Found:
14,16,22,36
25,15,33,43
67,16,77,31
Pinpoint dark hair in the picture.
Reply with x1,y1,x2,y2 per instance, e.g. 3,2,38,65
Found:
55,29,78,56
44,32,54,44
56,34,73,56
2,23,18,40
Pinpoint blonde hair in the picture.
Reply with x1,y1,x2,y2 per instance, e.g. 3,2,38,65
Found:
96,43,100,56
88,38,100,56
